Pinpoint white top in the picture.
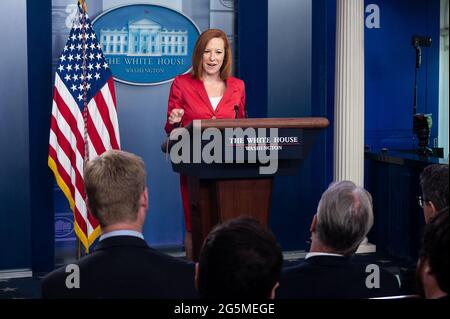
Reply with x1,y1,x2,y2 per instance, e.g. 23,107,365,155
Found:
209,96,222,111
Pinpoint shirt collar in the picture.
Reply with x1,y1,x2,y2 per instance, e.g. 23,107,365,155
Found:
305,252,344,260
99,230,144,242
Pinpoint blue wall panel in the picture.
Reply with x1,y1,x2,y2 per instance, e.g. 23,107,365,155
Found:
239,0,329,251
0,0,54,272
0,0,31,270
27,0,55,272
364,0,440,151
237,0,268,118
325,0,336,186
268,0,310,251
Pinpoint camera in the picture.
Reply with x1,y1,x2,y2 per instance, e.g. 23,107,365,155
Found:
413,113,433,156
411,35,432,48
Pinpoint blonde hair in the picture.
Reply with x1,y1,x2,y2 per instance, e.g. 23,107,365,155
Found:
84,150,147,227
191,29,232,80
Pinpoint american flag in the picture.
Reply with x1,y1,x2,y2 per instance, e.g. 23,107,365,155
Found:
48,1,120,252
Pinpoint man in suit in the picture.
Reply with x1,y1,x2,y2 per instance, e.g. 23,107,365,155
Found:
278,181,400,299
419,164,449,224
416,208,448,299
196,217,283,299
42,150,197,299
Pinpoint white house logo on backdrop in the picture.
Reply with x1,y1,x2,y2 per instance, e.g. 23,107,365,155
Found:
100,19,188,56
55,216,75,241
92,4,200,86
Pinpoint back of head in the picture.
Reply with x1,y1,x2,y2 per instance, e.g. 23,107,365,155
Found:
198,217,282,299
420,164,449,212
419,208,449,294
84,150,147,227
316,180,374,256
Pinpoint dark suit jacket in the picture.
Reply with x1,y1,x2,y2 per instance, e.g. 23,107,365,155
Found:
41,236,198,299
164,73,246,133
277,255,400,299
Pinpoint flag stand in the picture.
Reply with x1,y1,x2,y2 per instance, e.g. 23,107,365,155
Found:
77,238,82,260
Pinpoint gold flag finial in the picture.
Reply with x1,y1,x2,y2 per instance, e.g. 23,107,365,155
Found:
79,0,88,13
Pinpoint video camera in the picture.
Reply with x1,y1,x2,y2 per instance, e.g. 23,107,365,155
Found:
411,35,432,48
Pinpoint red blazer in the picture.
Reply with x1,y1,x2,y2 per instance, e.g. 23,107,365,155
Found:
164,73,246,133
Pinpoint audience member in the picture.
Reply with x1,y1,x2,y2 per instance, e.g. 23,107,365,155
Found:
42,150,197,298
416,208,449,299
196,217,283,299
278,180,400,298
419,164,449,224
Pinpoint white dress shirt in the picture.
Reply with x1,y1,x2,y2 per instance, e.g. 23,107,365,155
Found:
99,230,144,242
305,252,344,260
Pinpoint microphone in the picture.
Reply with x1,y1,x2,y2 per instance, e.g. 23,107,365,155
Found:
411,35,431,69
411,35,432,48
234,105,239,119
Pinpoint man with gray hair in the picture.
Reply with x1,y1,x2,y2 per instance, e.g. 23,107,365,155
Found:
278,180,400,298
42,150,197,298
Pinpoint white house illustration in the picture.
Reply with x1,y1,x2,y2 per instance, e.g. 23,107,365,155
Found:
100,18,188,56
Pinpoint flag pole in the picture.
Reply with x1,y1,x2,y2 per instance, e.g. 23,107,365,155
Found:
73,0,86,261
80,0,90,256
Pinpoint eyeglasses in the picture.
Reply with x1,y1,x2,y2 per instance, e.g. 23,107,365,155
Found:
417,196,428,208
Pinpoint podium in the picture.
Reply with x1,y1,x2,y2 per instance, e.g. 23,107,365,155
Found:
165,117,329,260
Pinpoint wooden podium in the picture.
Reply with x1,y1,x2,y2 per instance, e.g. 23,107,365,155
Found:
165,117,329,260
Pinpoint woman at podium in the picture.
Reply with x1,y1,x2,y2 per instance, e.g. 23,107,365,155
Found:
164,29,246,259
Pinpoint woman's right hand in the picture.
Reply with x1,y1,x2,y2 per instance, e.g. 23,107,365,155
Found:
168,108,184,125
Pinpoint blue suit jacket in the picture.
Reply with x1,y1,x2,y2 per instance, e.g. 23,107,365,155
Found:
278,255,400,299
41,236,198,299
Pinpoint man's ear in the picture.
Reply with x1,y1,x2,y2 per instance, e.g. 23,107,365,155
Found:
423,258,433,276
136,188,149,224
429,201,437,215
424,201,438,224
141,187,149,210
310,214,318,233
195,262,199,291
86,198,102,228
269,282,279,299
